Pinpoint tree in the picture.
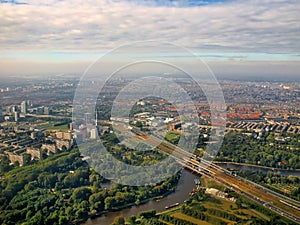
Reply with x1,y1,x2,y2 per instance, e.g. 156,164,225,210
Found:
71,187,92,203
113,216,125,225
58,216,69,225
128,215,137,224
29,210,43,225
138,210,156,219
236,198,242,209
105,196,116,210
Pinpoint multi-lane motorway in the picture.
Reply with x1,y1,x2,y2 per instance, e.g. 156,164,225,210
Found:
113,123,300,224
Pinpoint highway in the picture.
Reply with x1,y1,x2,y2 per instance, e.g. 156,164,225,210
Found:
113,122,300,224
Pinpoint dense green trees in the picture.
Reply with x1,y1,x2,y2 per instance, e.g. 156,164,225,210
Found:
0,148,180,225
238,170,300,201
138,209,156,219
216,131,300,169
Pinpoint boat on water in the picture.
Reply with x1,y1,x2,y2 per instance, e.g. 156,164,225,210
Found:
165,202,180,209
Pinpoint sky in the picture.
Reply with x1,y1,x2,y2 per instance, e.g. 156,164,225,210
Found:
0,0,299,79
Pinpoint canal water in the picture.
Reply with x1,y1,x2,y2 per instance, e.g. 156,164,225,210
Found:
83,170,198,225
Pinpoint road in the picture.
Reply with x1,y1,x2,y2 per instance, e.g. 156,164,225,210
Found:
113,122,300,224
26,113,71,119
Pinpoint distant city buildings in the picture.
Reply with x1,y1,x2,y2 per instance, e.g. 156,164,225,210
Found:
0,78,299,168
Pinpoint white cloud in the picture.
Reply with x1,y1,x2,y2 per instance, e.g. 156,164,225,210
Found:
0,0,299,53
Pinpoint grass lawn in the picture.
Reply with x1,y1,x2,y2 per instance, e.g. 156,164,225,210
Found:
164,132,180,143
248,209,270,221
37,122,69,131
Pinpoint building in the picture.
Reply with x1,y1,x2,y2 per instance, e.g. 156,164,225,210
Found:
85,113,92,125
5,151,26,166
101,126,110,135
42,144,57,155
55,139,71,150
0,105,3,122
168,122,182,131
69,122,74,131
30,132,37,139
14,111,20,122
56,131,64,139
90,128,98,139
26,147,42,160
36,106,44,114
4,115,13,121
21,101,27,114
73,132,83,143
56,131,72,140
44,107,52,115
63,132,72,140
79,127,88,139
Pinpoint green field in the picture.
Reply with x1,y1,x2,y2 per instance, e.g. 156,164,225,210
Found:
151,178,297,225
37,122,69,131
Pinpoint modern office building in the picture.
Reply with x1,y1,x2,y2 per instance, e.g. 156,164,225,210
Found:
14,111,20,122
0,105,3,122
21,101,27,114
84,112,92,125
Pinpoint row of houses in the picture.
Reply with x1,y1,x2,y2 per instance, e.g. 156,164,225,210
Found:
3,139,72,166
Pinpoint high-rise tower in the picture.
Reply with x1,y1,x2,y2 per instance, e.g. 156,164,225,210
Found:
21,101,27,114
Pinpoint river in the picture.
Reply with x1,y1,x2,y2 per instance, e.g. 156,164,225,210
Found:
83,164,299,225
83,170,198,225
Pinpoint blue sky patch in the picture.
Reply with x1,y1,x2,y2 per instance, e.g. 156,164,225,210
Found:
0,0,26,4
116,0,229,7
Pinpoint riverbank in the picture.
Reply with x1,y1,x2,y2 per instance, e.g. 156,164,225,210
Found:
83,170,198,225
78,188,176,224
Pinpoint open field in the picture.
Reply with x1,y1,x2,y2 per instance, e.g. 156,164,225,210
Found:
157,177,296,225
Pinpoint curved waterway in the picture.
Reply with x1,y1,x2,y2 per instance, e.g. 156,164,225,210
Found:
83,163,299,225
83,170,198,225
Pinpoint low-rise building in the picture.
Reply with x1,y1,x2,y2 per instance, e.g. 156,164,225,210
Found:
42,144,57,155
26,147,42,160
5,151,26,166
55,139,71,150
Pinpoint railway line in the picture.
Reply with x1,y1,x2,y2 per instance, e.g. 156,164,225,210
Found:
113,123,300,223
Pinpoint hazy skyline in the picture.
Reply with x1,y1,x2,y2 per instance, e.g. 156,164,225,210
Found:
0,0,299,78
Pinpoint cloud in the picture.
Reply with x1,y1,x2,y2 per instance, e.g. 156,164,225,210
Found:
0,0,299,54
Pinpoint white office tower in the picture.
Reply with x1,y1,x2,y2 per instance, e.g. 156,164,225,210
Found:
14,111,20,122
90,128,98,139
84,112,92,125
21,101,27,114
0,105,3,122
